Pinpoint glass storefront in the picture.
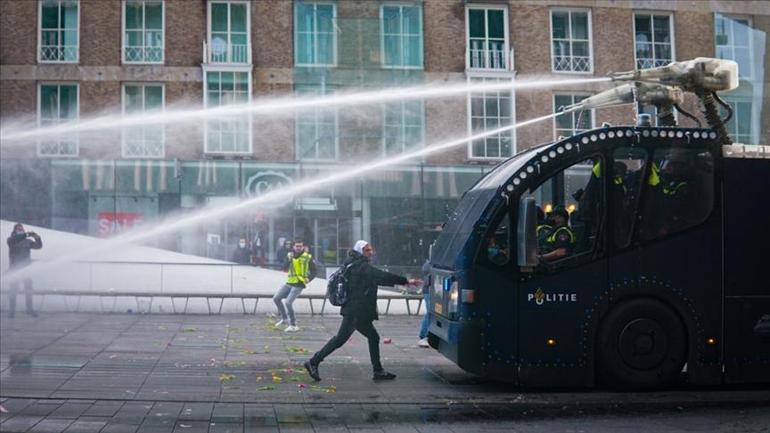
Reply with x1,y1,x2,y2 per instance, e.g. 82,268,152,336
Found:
0,158,489,273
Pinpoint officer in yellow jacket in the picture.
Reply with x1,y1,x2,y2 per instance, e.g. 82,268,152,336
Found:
537,206,575,262
273,239,313,332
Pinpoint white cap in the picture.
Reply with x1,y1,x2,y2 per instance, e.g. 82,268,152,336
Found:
353,240,369,254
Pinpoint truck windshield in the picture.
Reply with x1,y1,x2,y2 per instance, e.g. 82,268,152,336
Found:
472,145,547,191
431,145,547,269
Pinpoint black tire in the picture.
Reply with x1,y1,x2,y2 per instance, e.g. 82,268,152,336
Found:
597,298,687,389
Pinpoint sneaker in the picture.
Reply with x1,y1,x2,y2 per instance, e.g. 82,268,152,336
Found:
417,338,429,348
304,360,321,382
284,325,300,332
372,370,397,381
274,319,285,328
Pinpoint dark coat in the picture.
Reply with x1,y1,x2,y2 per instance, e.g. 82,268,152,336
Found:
340,250,407,321
7,233,43,269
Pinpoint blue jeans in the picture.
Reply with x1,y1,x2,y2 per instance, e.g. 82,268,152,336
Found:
419,293,430,339
273,284,303,326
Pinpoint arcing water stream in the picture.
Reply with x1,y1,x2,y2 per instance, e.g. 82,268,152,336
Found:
1,76,611,283
0,77,610,143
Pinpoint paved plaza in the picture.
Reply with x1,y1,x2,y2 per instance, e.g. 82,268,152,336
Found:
1,313,769,432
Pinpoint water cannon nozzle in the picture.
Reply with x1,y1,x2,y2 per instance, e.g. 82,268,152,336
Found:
561,84,636,112
606,58,739,93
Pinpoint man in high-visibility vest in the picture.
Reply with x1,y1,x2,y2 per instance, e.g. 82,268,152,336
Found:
273,239,312,332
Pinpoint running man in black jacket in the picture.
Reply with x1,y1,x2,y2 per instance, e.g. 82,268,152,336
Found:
6,223,43,318
305,240,419,381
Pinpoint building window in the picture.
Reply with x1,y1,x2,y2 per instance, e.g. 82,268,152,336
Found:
715,14,753,80
122,84,164,158
205,71,251,154
295,85,337,160
207,1,249,64
466,6,508,70
383,101,424,156
38,83,78,156
551,9,592,73
39,0,79,63
469,78,514,159
123,0,163,63
722,98,754,144
634,13,673,69
295,2,336,67
554,94,593,138
381,4,423,69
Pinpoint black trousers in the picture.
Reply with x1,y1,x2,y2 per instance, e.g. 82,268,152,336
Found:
311,314,383,372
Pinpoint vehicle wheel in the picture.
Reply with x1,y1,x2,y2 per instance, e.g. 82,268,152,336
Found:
597,298,687,389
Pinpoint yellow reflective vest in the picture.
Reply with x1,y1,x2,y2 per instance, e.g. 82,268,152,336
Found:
287,251,312,286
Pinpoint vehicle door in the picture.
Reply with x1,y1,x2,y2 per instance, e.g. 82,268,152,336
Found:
515,155,608,387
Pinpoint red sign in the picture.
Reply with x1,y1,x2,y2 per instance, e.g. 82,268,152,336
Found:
97,212,145,237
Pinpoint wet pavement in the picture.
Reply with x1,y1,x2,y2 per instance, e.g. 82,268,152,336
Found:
1,313,769,432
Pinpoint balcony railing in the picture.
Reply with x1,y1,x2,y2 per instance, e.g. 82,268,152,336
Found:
467,40,513,71
203,41,249,64
636,57,671,70
553,55,591,73
40,45,78,62
124,46,163,63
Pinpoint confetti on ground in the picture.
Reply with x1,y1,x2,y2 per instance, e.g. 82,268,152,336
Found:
257,386,275,391
223,360,247,368
309,385,337,393
383,338,392,344
219,373,235,384
272,375,283,383
286,347,308,353
182,327,197,332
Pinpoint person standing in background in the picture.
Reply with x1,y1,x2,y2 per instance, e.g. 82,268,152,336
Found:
6,223,42,318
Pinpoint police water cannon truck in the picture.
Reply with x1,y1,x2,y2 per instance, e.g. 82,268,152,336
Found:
426,58,770,388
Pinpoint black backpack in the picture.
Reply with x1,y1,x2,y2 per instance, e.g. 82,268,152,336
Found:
326,263,353,306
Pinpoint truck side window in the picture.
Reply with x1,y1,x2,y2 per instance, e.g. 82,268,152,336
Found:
612,148,647,248
640,148,714,240
485,211,510,266
525,156,603,265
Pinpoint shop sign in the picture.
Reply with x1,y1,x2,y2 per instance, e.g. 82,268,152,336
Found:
97,212,145,237
244,171,293,207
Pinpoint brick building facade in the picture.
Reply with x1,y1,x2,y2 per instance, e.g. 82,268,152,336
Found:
1,0,768,269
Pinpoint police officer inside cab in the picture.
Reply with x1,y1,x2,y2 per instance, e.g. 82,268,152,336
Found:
537,206,575,262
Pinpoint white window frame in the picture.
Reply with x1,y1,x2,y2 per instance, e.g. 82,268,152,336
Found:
553,93,595,140
722,96,756,144
379,3,424,70
206,0,251,65
37,82,80,157
294,85,339,161
37,0,80,64
714,13,754,81
465,4,510,72
122,0,165,64
121,83,166,158
633,11,675,70
381,100,425,156
294,1,338,67
549,8,593,74
467,76,516,161
202,66,253,155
